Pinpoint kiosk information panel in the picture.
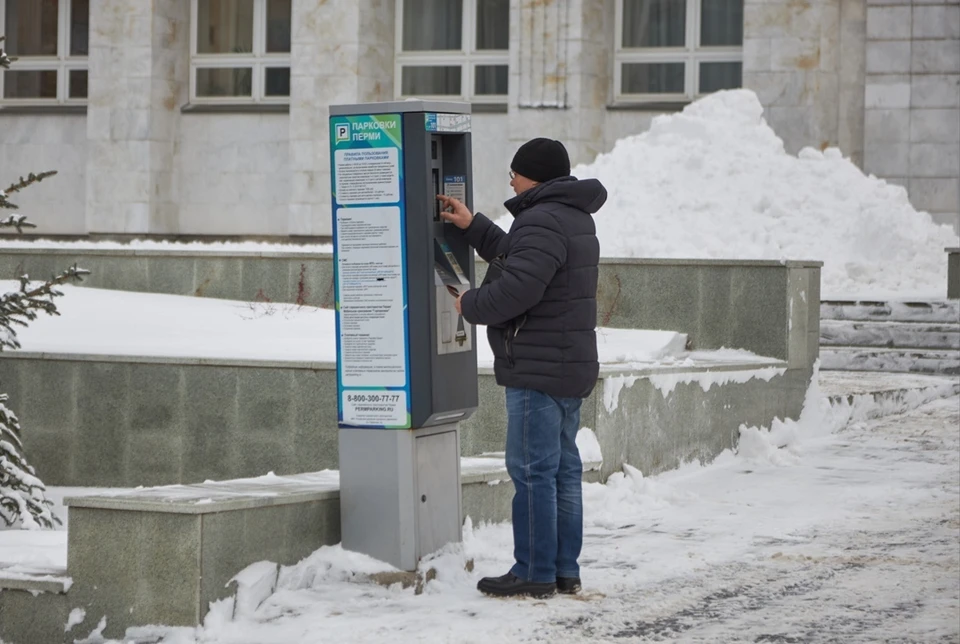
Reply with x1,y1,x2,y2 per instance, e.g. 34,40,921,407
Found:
330,113,412,428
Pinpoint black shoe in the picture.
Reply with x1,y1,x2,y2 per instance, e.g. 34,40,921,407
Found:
477,572,556,598
557,576,581,594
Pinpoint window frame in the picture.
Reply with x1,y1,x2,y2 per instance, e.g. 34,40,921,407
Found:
613,0,742,104
0,0,88,105
189,0,291,105
394,0,509,104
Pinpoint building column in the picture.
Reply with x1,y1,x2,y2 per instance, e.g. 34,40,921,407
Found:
85,0,188,235
507,0,610,171
288,0,393,238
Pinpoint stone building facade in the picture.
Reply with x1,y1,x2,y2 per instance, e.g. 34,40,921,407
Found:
0,0,957,239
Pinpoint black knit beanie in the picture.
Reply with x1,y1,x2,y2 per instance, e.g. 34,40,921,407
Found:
510,138,571,183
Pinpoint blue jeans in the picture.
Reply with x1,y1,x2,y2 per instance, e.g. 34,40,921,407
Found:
504,387,584,583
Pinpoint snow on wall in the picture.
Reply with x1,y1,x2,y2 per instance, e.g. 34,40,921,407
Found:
648,367,787,398
601,366,787,414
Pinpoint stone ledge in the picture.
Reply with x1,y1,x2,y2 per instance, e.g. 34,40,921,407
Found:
459,456,602,486
4,348,784,378
0,246,824,268
64,456,603,514
2,351,336,370
606,101,690,111
180,103,290,114
0,574,70,594
0,246,329,258
0,105,87,115
64,479,341,514
598,257,823,268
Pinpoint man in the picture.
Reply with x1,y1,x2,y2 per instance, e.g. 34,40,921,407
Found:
437,138,606,598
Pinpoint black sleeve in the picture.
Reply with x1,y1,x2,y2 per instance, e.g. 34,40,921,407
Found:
461,212,506,263
460,210,566,327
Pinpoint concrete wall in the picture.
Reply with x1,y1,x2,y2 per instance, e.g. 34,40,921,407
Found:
948,247,960,298
742,0,843,153
0,254,819,488
0,115,88,235
863,0,960,231
0,585,70,644
0,353,801,489
286,0,394,236
85,0,190,235
0,248,820,366
0,246,819,359
65,498,341,639
178,114,291,236
0,355,340,487
0,248,338,307
595,259,821,368
471,114,514,216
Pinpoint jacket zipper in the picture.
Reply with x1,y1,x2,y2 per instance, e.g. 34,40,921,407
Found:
503,316,526,368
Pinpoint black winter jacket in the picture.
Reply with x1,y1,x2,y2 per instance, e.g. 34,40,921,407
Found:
459,176,606,399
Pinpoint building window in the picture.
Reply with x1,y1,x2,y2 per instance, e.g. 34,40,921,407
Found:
0,0,89,104
396,0,509,103
614,0,742,103
190,0,291,104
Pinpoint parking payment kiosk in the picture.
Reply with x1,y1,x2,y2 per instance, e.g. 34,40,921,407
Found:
330,101,479,570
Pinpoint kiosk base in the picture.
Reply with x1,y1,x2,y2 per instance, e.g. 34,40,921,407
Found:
338,423,463,571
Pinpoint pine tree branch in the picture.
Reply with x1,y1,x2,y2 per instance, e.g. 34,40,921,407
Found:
0,214,37,233
0,36,16,70
0,171,58,211
0,35,63,531
0,264,90,352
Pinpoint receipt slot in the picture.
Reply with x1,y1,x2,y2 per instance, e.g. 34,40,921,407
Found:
330,101,478,570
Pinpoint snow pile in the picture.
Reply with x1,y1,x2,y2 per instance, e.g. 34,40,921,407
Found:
734,361,956,465
575,427,603,465
501,89,959,298
583,464,698,530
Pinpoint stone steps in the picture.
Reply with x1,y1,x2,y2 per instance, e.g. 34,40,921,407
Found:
819,346,960,375
820,299,960,324
818,371,960,409
820,299,959,374
820,319,960,350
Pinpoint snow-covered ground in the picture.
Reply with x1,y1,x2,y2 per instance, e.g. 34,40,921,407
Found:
144,393,960,644
2,376,957,643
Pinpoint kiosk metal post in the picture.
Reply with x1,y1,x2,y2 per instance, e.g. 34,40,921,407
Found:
329,101,479,571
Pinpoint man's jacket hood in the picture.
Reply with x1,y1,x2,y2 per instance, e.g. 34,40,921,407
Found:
504,176,607,217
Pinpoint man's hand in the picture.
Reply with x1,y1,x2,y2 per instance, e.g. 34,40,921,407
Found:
437,195,474,230
455,291,464,315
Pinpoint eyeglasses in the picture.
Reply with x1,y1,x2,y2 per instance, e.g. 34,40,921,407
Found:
509,171,516,180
